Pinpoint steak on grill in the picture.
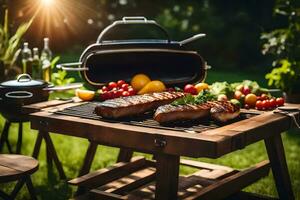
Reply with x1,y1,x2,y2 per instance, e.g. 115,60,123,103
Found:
94,92,186,119
154,101,240,123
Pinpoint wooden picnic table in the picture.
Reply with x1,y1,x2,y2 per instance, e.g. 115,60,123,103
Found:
23,99,299,200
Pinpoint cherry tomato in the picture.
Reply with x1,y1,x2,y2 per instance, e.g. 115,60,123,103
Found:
121,83,129,91
100,91,109,100
269,98,276,108
117,80,126,87
256,100,263,110
262,100,270,110
244,104,250,109
105,91,113,99
117,88,124,97
261,94,269,101
122,91,130,97
276,97,284,106
242,86,251,95
128,88,136,96
184,84,198,95
112,90,120,98
108,82,118,90
167,88,175,92
102,86,109,92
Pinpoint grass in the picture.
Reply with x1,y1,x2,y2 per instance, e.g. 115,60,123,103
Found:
0,70,299,199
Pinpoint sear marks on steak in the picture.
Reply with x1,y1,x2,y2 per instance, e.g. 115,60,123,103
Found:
209,101,240,122
94,92,186,119
154,103,211,123
154,101,240,123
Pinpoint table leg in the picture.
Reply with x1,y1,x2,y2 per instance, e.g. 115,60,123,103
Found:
265,134,294,200
155,153,179,200
42,131,66,179
16,122,23,154
117,148,134,162
32,132,43,158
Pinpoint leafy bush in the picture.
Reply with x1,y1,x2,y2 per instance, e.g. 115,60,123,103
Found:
261,0,300,93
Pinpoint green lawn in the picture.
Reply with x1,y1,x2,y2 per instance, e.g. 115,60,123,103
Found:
0,70,299,200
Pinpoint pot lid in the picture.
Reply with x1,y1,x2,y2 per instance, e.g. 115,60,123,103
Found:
1,74,46,87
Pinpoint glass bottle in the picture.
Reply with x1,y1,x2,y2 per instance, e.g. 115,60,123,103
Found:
21,42,32,75
31,48,42,79
41,38,52,82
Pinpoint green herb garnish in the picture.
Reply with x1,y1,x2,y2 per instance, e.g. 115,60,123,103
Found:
171,90,216,106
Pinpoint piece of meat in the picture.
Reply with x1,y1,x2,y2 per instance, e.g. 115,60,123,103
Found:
154,101,240,123
94,92,186,119
209,101,240,122
154,103,211,123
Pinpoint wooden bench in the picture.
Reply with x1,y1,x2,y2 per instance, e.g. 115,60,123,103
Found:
0,154,39,200
69,156,270,200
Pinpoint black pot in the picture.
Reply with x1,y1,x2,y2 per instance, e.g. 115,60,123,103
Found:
0,74,52,121
57,16,207,88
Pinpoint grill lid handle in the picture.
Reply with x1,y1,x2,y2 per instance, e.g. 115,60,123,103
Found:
97,16,171,43
56,62,88,71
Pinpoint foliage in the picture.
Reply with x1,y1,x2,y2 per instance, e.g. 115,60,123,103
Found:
209,81,234,98
171,90,216,106
0,8,33,66
50,56,75,86
261,0,300,93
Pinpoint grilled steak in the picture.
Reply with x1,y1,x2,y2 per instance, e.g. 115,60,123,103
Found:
209,101,240,122
154,101,240,123
94,92,186,119
154,103,211,123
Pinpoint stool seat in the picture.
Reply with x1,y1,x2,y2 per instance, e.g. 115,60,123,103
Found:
0,154,39,183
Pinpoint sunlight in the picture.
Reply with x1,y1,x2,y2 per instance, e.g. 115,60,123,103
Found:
41,0,54,7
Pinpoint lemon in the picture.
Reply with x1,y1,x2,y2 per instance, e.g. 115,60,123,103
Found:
195,83,209,93
131,74,151,91
138,80,166,94
76,89,95,101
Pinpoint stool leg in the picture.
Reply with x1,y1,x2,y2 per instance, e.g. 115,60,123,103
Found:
25,177,37,200
0,190,10,200
16,122,23,154
10,178,26,199
0,120,11,152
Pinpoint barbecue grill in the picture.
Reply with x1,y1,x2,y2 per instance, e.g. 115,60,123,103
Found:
23,17,299,200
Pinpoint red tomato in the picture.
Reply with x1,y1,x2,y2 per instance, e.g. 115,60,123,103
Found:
108,82,118,90
244,104,250,109
256,100,263,110
117,80,126,87
242,86,251,95
121,83,129,91
122,91,130,97
184,84,198,95
117,88,124,97
104,91,113,99
128,88,136,96
269,98,276,108
100,91,108,100
276,97,284,106
262,100,270,110
261,94,269,100
102,86,108,92
112,90,120,98
167,88,175,92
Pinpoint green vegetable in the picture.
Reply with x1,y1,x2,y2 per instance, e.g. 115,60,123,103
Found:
230,99,241,108
171,90,216,106
210,82,234,98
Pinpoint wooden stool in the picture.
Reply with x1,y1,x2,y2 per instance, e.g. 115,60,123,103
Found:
0,154,38,200
0,120,26,154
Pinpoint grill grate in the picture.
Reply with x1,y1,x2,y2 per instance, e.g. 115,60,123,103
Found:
54,102,255,133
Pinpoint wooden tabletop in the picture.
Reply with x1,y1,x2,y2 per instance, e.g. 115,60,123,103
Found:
0,154,39,183
25,100,300,158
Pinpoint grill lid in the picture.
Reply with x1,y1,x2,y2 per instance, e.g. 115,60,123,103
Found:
57,17,207,88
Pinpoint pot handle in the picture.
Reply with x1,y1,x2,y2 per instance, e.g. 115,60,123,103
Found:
5,91,33,99
97,16,171,43
17,74,32,82
179,33,206,46
56,62,88,71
